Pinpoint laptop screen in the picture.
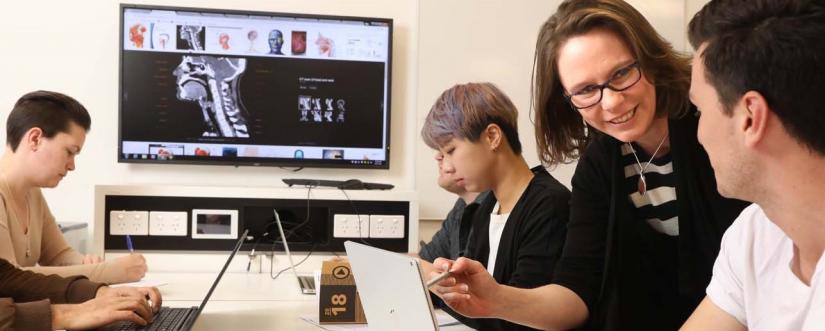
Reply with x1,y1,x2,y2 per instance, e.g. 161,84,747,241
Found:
344,241,440,331
195,229,249,314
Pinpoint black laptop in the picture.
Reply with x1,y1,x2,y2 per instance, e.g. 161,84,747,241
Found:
102,229,249,331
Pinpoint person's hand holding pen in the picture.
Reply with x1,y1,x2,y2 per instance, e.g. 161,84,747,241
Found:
126,234,134,253
108,235,149,283
428,257,502,319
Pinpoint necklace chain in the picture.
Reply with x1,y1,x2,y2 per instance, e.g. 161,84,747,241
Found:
627,134,668,196
628,134,668,174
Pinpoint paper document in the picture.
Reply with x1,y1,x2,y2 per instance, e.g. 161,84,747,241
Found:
300,309,462,330
299,316,367,331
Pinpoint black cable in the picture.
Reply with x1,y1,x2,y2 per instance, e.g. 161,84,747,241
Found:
247,187,314,272
339,188,371,245
283,186,314,239
259,186,314,243
267,186,318,278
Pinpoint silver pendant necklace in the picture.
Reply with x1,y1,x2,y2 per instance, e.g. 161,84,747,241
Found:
19,199,31,258
25,233,30,258
627,134,668,196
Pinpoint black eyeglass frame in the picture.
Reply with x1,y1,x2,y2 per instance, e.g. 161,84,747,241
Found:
563,61,643,110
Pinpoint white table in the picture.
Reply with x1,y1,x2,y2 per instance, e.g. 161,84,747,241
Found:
145,272,473,330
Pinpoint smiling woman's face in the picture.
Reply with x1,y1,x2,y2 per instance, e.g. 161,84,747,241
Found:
556,28,658,144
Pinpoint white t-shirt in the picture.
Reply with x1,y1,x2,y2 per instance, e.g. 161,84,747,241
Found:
486,202,510,275
707,203,825,331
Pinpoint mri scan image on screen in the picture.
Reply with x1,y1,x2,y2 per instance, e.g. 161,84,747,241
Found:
119,4,392,168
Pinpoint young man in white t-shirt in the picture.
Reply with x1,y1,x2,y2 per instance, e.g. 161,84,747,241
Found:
682,1,825,330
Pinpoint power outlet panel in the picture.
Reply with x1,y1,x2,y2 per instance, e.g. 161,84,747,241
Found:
103,194,411,252
149,211,188,236
332,214,370,238
369,215,405,238
109,211,149,235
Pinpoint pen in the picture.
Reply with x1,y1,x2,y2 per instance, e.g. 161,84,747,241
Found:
126,234,134,253
426,271,451,288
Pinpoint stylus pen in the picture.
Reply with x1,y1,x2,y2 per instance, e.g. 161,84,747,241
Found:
426,271,452,288
125,235,134,253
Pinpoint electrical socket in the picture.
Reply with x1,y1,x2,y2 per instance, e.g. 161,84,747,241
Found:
369,215,405,238
149,211,188,236
109,211,149,235
333,214,370,238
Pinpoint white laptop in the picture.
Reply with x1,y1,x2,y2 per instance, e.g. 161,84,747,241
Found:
344,241,441,331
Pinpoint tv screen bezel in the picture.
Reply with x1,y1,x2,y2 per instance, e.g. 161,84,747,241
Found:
118,3,393,169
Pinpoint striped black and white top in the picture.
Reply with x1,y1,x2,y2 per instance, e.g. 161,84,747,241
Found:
621,143,679,236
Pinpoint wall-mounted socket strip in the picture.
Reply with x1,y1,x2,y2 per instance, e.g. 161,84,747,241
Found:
109,210,149,235
149,211,188,236
332,214,370,238
369,215,405,238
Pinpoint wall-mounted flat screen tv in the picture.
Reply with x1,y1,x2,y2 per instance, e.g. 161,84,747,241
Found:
119,4,392,169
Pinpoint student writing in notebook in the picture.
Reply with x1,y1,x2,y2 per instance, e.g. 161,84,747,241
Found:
0,91,147,284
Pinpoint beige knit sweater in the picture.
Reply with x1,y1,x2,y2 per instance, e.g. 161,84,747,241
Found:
0,177,130,283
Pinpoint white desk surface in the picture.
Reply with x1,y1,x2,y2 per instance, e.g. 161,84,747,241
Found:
148,271,474,330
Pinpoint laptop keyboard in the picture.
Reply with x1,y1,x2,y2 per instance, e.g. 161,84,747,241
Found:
114,307,192,331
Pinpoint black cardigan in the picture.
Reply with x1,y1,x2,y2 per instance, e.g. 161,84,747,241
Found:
450,166,571,331
552,114,749,330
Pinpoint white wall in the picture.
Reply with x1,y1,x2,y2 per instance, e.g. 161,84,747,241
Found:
0,0,712,228
0,0,419,225
686,0,712,49
415,0,569,220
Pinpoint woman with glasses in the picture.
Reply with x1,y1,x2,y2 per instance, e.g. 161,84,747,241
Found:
429,1,749,330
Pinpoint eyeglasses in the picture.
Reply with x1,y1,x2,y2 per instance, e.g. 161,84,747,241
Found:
564,61,642,110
